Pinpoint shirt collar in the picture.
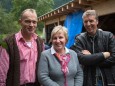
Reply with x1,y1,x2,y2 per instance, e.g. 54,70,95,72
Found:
51,46,69,55
15,31,38,42
87,29,99,39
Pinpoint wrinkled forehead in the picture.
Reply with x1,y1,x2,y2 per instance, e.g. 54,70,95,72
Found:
83,13,98,21
21,11,37,19
83,15,96,19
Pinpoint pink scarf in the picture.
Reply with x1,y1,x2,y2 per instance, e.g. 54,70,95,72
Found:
54,53,71,86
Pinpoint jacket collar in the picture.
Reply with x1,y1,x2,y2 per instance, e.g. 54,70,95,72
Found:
86,29,101,39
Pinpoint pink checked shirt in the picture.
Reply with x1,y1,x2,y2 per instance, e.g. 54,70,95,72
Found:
15,31,38,85
0,46,9,86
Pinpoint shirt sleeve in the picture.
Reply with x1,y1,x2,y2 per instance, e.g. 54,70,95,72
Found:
0,46,9,86
74,36,105,66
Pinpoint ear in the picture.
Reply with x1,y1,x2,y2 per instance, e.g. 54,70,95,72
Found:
96,20,98,25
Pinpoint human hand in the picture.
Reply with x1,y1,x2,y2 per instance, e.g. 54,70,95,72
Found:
82,50,91,55
102,52,110,59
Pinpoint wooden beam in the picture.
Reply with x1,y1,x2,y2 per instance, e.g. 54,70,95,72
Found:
38,0,92,22
50,13,53,16
57,18,60,25
79,0,107,5
79,0,89,5
54,10,57,15
71,2,75,7
61,7,66,11
57,9,61,13
66,4,70,9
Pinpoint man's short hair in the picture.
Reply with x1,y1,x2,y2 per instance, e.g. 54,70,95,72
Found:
82,10,98,20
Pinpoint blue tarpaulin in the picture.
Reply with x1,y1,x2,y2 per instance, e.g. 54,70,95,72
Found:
64,10,84,48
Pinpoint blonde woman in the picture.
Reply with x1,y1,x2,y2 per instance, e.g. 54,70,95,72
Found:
38,25,83,86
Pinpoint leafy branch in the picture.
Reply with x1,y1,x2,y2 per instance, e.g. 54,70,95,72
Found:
0,35,7,49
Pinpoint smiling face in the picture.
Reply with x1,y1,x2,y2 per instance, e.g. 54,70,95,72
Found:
19,10,38,35
82,10,98,36
83,15,98,36
52,30,67,53
50,25,68,53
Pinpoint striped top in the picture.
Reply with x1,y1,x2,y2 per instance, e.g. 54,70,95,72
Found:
15,31,38,85
0,46,9,86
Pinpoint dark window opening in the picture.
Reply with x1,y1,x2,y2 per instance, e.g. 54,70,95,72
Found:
99,13,115,35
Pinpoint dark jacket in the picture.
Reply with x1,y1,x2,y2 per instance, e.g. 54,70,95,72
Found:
73,29,115,86
5,34,43,86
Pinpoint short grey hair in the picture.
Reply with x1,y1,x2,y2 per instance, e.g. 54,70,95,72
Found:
50,25,68,43
82,10,98,20
20,9,37,19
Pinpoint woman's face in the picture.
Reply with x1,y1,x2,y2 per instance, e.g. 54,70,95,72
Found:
52,31,67,53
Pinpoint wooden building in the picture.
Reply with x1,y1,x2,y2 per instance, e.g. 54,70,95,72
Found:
38,0,115,43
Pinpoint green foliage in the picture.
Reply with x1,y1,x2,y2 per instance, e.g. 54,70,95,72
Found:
36,30,43,37
0,0,12,12
0,0,73,45
11,0,54,20
0,0,54,35
0,34,7,49
0,7,20,34
0,0,72,35
37,22,44,31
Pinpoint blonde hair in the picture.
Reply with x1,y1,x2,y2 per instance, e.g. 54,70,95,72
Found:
50,25,68,43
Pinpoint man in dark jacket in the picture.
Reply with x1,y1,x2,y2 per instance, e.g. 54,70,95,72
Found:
72,10,115,86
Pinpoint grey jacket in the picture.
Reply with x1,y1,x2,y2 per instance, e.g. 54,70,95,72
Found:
38,49,83,86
